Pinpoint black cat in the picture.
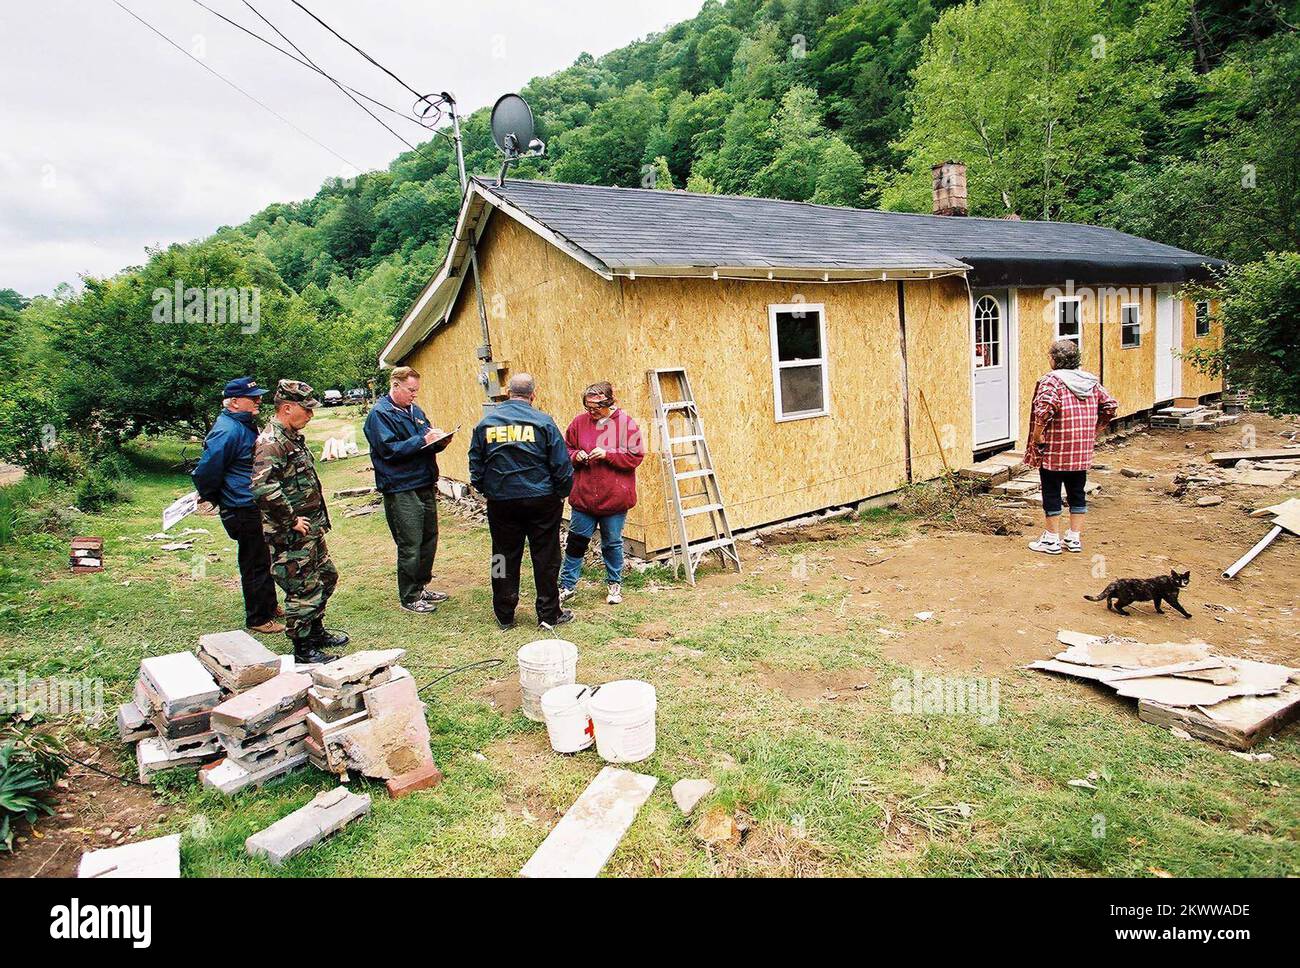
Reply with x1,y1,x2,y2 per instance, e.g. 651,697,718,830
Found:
1084,570,1193,618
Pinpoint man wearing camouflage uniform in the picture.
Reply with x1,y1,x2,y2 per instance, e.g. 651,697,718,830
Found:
251,380,350,664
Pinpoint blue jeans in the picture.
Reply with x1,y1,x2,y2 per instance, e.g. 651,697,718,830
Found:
560,509,627,588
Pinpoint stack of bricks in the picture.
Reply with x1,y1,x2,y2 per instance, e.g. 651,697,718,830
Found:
305,650,443,798
203,670,313,795
129,653,225,781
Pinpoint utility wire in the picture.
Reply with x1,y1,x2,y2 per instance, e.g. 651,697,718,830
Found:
187,0,430,133
289,0,424,99
109,0,361,172
237,0,423,155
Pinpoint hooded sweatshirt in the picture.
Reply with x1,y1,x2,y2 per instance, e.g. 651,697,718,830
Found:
564,408,645,516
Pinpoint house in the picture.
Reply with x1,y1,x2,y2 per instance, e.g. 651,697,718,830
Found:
381,163,1223,556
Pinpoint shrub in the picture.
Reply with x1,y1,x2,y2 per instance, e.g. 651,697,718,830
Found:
0,715,69,852
75,470,128,514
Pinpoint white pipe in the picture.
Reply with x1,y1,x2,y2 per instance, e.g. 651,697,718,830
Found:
1222,525,1283,579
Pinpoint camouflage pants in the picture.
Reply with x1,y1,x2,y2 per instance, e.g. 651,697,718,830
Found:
268,533,338,643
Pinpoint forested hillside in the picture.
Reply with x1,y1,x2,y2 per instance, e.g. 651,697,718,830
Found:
2,0,1297,474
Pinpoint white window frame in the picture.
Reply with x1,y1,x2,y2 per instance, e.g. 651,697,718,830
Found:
973,295,1003,369
1120,302,1141,348
1195,300,1211,338
1054,295,1083,351
768,303,830,422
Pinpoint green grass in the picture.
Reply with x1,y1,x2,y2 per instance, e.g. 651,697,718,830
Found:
0,414,1297,877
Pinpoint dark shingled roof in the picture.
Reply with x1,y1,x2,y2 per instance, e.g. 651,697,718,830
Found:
479,178,1224,286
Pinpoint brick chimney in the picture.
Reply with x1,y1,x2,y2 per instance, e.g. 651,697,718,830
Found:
931,161,968,216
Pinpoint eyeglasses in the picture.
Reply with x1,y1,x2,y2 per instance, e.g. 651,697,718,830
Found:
583,398,613,412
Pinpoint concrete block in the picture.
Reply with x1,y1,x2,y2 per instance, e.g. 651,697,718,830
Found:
78,833,181,878
333,677,433,780
386,761,443,799
156,730,221,757
245,787,371,866
210,671,311,740
307,708,369,746
137,735,221,781
197,630,280,690
139,652,221,718
520,768,658,878
308,685,365,721
310,649,405,691
117,701,155,744
228,738,308,773
217,707,309,757
201,752,308,796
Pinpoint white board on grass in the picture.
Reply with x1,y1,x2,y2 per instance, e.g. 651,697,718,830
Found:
519,767,657,878
163,491,199,531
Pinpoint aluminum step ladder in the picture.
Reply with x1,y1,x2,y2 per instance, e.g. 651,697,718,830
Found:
647,368,741,585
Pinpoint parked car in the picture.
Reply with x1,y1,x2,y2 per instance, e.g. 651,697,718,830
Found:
345,388,367,403
322,389,343,407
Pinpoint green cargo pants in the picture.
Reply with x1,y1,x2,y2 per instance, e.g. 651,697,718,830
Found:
268,533,338,644
382,486,439,605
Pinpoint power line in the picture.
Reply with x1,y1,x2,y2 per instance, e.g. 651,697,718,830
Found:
109,0,362,173
187,0,430,133
289,0,424,99
237,0,425,155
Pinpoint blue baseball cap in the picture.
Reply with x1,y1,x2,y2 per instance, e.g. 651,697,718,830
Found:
223,376,267,399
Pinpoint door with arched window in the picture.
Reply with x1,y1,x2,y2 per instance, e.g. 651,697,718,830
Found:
973,291,1011,445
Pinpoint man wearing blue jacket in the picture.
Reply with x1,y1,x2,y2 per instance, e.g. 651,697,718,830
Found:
469,373,574,630
363,366,453,614
191,377,282,634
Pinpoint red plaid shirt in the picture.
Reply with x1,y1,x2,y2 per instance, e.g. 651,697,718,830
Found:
1025,375,1118,471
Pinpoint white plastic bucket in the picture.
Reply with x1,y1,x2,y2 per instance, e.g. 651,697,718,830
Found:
588,679,657,763
541,684,594,753
517,639,578,722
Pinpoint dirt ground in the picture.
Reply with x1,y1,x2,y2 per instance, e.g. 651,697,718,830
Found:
3,740,168,879
738,411,1300,679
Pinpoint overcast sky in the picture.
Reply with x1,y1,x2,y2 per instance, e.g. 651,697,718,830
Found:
0,0,705,297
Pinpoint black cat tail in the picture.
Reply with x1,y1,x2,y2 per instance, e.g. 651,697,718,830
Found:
1083,593,1105,601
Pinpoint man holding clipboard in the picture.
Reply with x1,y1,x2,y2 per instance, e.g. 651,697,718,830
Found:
364,366,456,614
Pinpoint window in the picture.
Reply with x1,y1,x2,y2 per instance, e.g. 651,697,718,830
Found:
1055,296,1081,348
974,295,1001,367
1195,300,1211,338
1120,303,1141,348
769,304,829,421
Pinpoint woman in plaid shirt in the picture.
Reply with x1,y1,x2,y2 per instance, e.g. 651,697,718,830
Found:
1025,339,1118,554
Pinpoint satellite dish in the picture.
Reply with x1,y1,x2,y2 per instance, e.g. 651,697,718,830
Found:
490,94,536,157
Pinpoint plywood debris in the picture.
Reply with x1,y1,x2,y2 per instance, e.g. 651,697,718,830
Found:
1031,630,1300,748
1207,447,1300,466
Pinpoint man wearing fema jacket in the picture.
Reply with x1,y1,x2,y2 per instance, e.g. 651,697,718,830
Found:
191,376,282,634
363,366,454,614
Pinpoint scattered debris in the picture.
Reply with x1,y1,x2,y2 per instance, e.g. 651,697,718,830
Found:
671,778,715,816
78,833,181,878
1032,630,1300,749
914,611,934,622
1223,498,1298,579
1207,447,1300,466
320,437,362,461
1196,495,1223,507
1150,404,1237,430
519,767,657,878
245,787,371,866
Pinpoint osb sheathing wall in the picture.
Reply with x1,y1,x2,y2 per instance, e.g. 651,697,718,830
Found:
1014,285,1222,435
1179,297,1223,400
407,213,973,554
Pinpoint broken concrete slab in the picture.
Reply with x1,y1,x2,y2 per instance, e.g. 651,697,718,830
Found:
139,652,222,718
335,676,434,780
210,671,311,740
310,649,405,691
78,833,181,878
228,737,308,773
245,787,371,867
519,767,658,878
200,752,308,796
307,708,368,746
156,730,221,757
117,701,155,744
197,630,280,690
671,778,715,816
307,686,365,721
218,707,309,758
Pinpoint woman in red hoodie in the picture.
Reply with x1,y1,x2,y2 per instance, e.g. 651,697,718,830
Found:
559,382,645,605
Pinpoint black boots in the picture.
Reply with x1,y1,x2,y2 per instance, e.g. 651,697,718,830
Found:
292,619,349,665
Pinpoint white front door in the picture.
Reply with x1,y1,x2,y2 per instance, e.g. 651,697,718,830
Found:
973,291,1011,445
1155,288,1175,401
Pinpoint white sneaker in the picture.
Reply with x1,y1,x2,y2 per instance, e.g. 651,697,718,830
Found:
606,583,622,605
1029,531,1062,555
559,585,577,604
1063,532,1082,553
